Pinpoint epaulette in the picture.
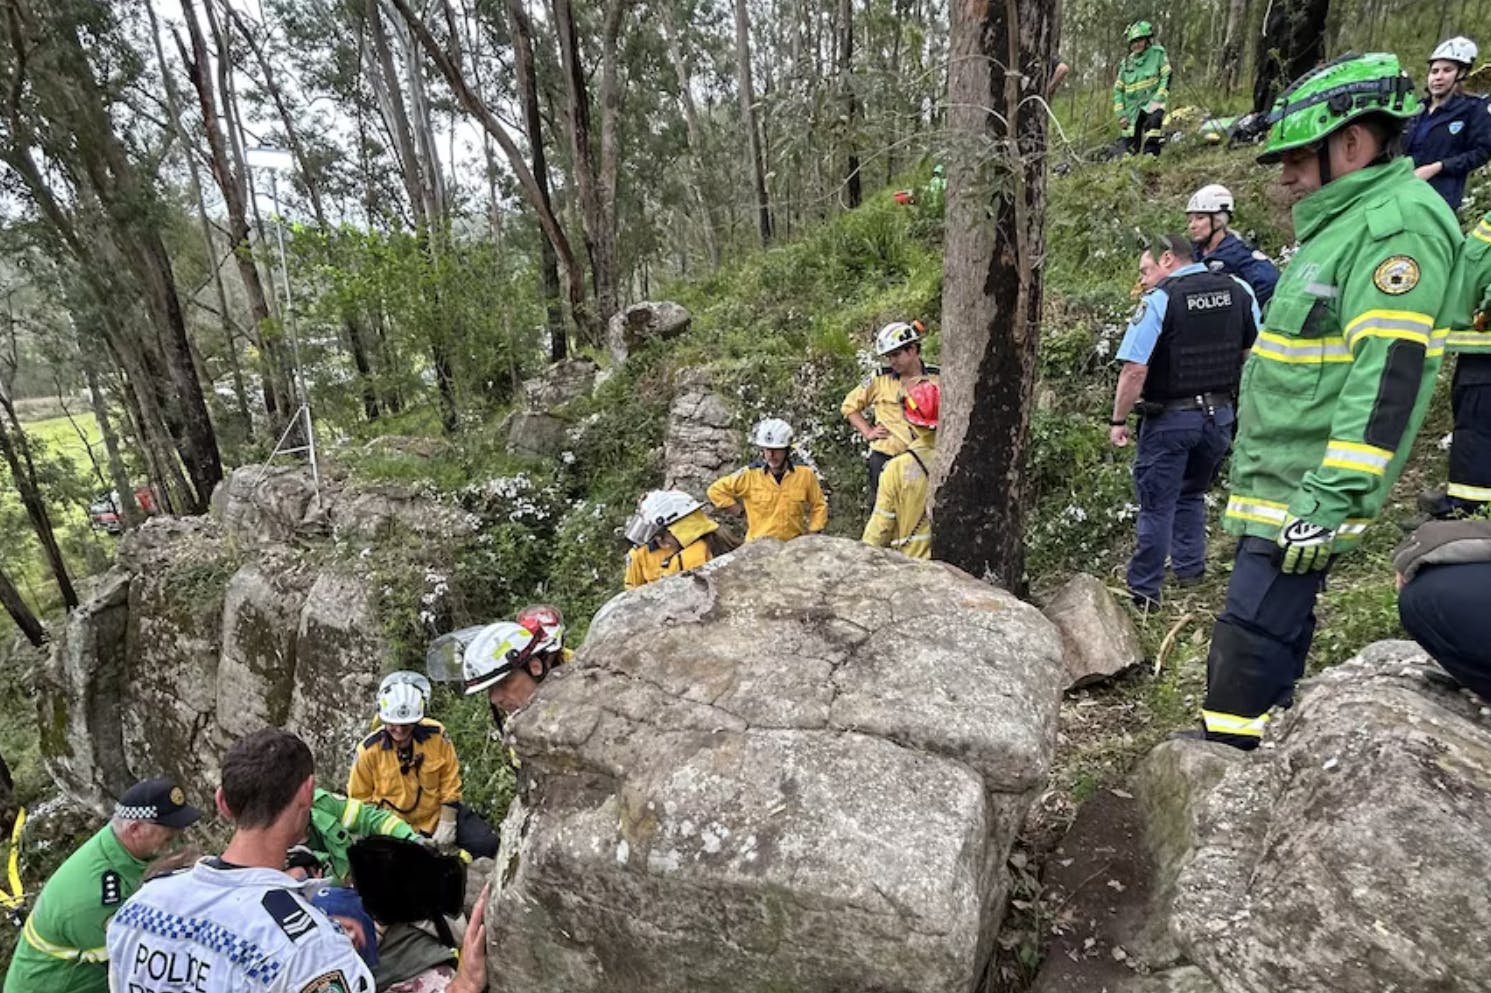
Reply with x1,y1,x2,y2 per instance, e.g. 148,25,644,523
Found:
877,366,893,377
1364,198,1406,241
923,364,940,374
360,728,386,750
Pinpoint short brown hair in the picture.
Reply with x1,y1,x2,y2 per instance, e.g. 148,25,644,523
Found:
220,729,314,829
1148,232,1192,262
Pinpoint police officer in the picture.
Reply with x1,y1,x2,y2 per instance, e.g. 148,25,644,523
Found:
1395,518,1491,702
1110,233,1258,608
708,418,828,542
107,730,374,993
2,778,200,993
1404,36,1491,211
1201,53,1460,749
862,381,940,559
841,321,939,501
1421,211,1491,518
1113,21,1171,155
1186,184,1281,307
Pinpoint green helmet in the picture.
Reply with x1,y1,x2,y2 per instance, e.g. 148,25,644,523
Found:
1257,53,1418,164
1126,21,1154,43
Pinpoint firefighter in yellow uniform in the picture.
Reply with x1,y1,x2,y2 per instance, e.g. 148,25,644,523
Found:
841,320,939,500
622,489,738,589
707,418,827,541
863,381,940,559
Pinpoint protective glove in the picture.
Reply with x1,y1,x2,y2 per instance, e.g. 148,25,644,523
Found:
432,804,459,849
1277,515,1335,574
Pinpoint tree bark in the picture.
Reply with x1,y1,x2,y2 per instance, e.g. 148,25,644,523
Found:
0,394,76,609
1219,0,1249,94
839,0,861,208
1252,0,1331,115
931,0,1054,593
662,9,722,270
507,0,568,361
0,563,45,647
84,356,141,528
734,0,773,244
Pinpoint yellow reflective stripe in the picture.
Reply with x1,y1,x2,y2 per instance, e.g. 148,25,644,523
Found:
23,916,107,963
1337,520,1370,536
341,797,363,829
1446,330,1491,349
892,532,930,548
1202,709,1268,737
1119,75,1161,92
1225,495,1288,525
1448,482,1491,501
1,806,25,912
1322,439,1392,477
1474,219,1491,244
1343,310,1433,352
1253,332,1351,364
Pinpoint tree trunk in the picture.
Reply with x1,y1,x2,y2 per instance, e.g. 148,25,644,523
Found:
839,0,861,208
1220,0,1249,93
507,0,569,360
0,397,76,609
0,563,45,647
1252,0,1331,115
734,0,773,244
931,0,1054,593
84,357,141,528
662,9,721,270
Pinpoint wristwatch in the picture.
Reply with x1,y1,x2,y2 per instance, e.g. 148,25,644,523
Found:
1109,418,1126,426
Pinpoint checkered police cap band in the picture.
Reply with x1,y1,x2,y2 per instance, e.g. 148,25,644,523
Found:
115,803,159,821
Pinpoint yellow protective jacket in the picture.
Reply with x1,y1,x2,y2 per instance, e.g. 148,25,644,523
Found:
622,508,723,589
840,364,940,457
707,460,827,541
346,718,462,835
862,435,935,558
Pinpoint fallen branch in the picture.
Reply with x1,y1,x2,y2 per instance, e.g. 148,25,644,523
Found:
1154,612,1194,677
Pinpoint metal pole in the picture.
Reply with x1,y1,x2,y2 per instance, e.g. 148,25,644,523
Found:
267,169,320,508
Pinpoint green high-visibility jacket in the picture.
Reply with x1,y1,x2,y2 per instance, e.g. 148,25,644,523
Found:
1112,44,1171,123
2,825,144,993
308,788,418,882
1223,157,1461,550
1444,212,1491,355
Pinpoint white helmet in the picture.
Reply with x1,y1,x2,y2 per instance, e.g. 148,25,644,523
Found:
462,621,539,695
749,418,793,449
377,682,425,725
378,670,432,703
1431,36,1478,67
873,321,924,357
638,489,702,529
1186,184,1234,216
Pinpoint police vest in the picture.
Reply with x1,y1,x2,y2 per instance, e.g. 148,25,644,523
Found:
1144,269,1251,402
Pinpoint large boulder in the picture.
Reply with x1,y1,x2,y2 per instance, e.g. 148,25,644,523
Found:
606,300,691,366
210,465,320,543
1041,573,1144,689
506,411,572,460
525,357,599,410
663,368,740,499
1170,640,1491,993
487,536,1067,993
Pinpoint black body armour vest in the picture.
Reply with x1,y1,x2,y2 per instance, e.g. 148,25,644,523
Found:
1143,269,1251,402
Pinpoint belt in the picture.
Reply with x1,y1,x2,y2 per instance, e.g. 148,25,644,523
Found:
1150,392,1231,413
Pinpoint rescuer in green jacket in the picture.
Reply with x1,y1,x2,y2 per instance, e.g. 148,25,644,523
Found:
3,779,201,993
304,787,419,881
1421,211,1491,517
1112,21,1171,155
1201,53,1462,749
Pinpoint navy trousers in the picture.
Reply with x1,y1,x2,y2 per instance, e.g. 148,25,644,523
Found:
1399,561,1491,702
1127,406,1234,601
1445,355,1491,513
1202,536,1330,749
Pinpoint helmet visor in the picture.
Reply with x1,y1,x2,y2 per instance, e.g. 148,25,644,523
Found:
624,512,659,546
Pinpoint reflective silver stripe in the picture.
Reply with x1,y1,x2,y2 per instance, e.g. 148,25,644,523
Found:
1225,496,1287,523
1474,220,1491,244
1253,334,1351,362
1448,482,1491,501
891,532,930,548
1304,282,1339,298
874,509,897,520
1337,521,1369,536
1343,312,1432,351
1323,442,1391,475
1201,709,1269,736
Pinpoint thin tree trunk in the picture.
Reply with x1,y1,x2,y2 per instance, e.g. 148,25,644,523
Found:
734,0,773,243
931,0,1054,593
663,7,722,269
0,397,76,609
84,358,141,528
1220,0,1249,93
839,0,861,208
507,0,568,360
0,564,45,647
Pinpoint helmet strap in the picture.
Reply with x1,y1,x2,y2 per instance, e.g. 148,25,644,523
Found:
1316,140,1333,186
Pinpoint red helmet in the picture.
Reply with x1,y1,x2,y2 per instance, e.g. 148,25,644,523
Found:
904,381,940,428
516,603,565,653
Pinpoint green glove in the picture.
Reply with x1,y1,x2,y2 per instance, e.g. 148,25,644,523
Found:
1277,515,1335,574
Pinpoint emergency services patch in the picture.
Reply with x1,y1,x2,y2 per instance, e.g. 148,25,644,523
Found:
263,888,318,942
300,970,351,993
1130,299,1147,324
1373,255,1420,295
100,870,122,906
1451,120,1465,135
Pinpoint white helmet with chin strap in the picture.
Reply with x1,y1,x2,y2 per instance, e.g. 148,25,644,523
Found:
1431,36,1478,69
749,418,793,449
638,489,702,529
1186,184,1235,217
378,670,432,704
874,320,925,357
461,621,540,695
377,681,425,725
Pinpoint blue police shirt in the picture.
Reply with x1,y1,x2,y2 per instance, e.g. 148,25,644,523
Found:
1116,263,1261,365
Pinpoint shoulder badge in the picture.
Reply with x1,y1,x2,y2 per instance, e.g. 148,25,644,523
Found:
299,970,353,993
1451,120,1465,135
1130,299,1148,324
1373,255,1421,295
262,888,318,943
1206,259,1226,272
922,364,941,374
100,869,123,907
